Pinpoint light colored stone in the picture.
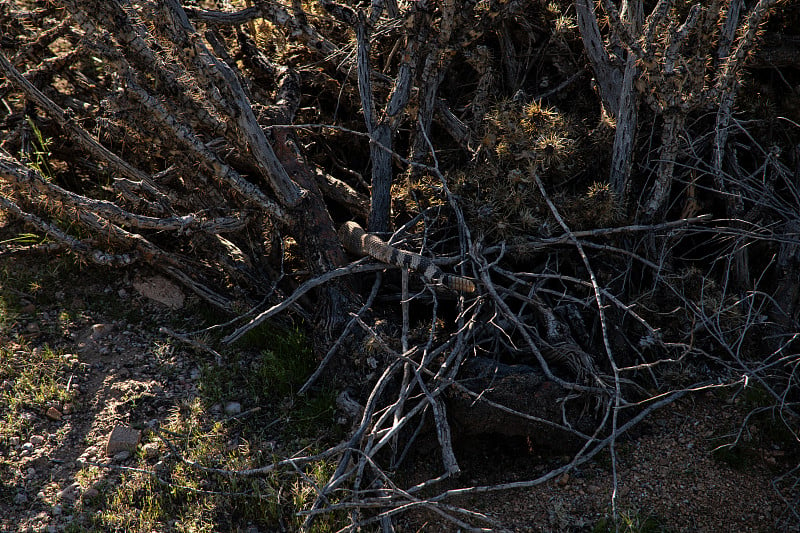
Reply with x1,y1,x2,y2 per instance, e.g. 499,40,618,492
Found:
132,275,185,309
90,323,115,341
106,425,141,456
30,435,45,446
143,442,160,460
224,401,242,416
57,482,81,502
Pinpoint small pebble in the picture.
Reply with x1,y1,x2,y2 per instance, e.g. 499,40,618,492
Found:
30,435,45,446
113,450,131,462
90,323,115,341
14,492,28,505
58,482,81,502
142,442,160,460
45,407,62,421
224,401,242,416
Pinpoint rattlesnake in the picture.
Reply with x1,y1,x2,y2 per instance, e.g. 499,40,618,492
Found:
338,221,476,293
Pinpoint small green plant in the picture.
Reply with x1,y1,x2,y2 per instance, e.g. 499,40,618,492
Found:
0,233,44,246
201,323,314,403
710,386,798,471
24,116,55,180
594,508,671,533
81,390,342,532
0,344,76,438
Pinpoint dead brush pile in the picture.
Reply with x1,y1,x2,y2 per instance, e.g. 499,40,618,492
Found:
1,0,799,529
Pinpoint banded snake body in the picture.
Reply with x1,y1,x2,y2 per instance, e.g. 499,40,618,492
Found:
338,221,476,293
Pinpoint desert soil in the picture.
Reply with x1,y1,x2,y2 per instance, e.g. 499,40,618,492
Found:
1,249,798,532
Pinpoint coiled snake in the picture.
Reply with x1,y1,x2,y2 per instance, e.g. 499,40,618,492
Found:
338,221,476,293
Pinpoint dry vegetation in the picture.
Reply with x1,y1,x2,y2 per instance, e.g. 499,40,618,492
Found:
1,0,800,530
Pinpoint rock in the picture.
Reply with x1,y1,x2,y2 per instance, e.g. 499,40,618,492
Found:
142,442,160,460
52,504,62,515
20,302,35,314
224,401,242,416
25,322,40,333
45,407,62,421
106,425,141,456
113,450,131,462
9,436,19,446
446,357,596,452
14,492,28,505
82,487,99,500
27,455,49,470
90,323,115,341
558,473,570,487
133,275,185,309
29,435,45,446
58,482,82,502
